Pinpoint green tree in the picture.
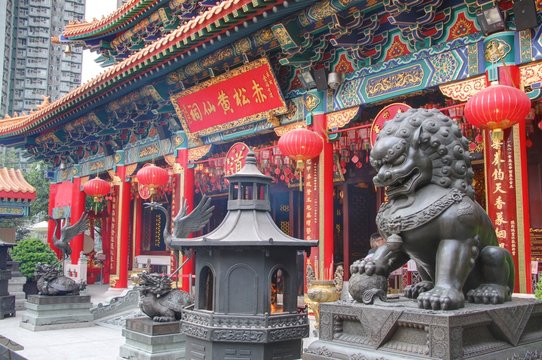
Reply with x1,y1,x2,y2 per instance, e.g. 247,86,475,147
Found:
536,276,542,300
25,161,50,218
9,238,59,279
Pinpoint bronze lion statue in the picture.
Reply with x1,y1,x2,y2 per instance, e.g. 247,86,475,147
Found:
350,108,514,310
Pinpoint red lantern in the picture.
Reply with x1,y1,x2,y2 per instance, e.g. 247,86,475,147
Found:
83,177,110,212
464,84,531,143
83,178,110,200
278,128,323,189
136,164,169,199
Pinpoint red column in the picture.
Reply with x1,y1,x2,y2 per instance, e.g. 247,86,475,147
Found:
47,183,61,258
134,197,142,258
176,147,195,291
70,177,86,264
312,113,334,280
101,202,111,284
113,165,130,288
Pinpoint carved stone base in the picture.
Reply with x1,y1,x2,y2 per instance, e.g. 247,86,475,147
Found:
118,317,186,360
20,295,94,331
303,297,542,360
182,309,309,360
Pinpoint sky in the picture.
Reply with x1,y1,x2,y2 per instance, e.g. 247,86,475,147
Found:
81,1,120,83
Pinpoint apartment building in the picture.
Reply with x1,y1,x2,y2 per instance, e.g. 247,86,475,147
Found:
0,0,85,117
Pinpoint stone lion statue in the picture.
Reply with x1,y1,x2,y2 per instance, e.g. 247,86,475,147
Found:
350,108,514,310
35,263,85,296
137,272,193,322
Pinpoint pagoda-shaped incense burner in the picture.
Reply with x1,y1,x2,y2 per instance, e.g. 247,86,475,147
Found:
172,150,317,359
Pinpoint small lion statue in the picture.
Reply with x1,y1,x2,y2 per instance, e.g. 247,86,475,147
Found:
137,272,193,322
350,108,514,310
35,263,86,296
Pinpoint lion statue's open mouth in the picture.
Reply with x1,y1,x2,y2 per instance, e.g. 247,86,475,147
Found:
385,168,420,198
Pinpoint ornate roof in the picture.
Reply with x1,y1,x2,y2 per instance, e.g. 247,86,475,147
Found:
60,0,165,40
57,0,223,65
0,0,293,138
0,168,36,201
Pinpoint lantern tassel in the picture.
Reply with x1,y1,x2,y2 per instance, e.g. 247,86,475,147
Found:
296,160,305,191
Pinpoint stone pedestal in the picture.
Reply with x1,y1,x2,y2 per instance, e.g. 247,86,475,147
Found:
7,263,26,310
119,317,186,360
303,297,542,360
20,295,94,331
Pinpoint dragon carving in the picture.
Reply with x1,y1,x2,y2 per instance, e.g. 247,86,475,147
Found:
350,108,514,310
35,263,85,296
52,213,89,259
137,271,193,322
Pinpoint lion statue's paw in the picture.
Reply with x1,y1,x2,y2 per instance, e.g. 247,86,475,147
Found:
350,258,387,276
466,284,511,305
153,316,176,322
417,286,464,310
404,281,434,299
350,258,368,275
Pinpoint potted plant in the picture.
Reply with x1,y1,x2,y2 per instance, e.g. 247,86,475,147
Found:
9,238,59,297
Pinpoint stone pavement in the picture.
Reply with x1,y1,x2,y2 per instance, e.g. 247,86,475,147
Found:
0,285,318,360
0,285,131,360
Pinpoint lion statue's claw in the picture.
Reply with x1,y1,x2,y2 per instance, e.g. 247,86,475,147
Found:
153,316,176,322
404,280,433,299
466,284,510,305
417,286,464,310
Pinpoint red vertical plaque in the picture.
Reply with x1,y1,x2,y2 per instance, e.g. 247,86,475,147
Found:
484,129,519,289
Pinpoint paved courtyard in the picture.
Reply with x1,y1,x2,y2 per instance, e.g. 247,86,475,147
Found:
0,284,318,359
0,285,127,360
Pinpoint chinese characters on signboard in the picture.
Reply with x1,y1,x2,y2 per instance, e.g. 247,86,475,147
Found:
484,130,518,267
171,58,286,139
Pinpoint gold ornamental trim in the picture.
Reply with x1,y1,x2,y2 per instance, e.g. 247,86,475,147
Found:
108,170,122,186
164,154,176,167
188,145,212,161
125,163,138,177
520,61,542,87
327,107,360,130
274,122,305,137
439,75,486,102
485,38,511,64
513,125,527,293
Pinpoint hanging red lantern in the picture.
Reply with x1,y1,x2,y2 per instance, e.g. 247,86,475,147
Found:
464,84,531,144
136,164,169,199
278,127,323,189
83,177,111,212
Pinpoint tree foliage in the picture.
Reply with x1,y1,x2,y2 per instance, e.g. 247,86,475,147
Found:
10,238,58,279
536,275,542,300
25,161,50,218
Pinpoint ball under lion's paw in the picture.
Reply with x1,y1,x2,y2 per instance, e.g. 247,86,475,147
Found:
348,273,388,304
